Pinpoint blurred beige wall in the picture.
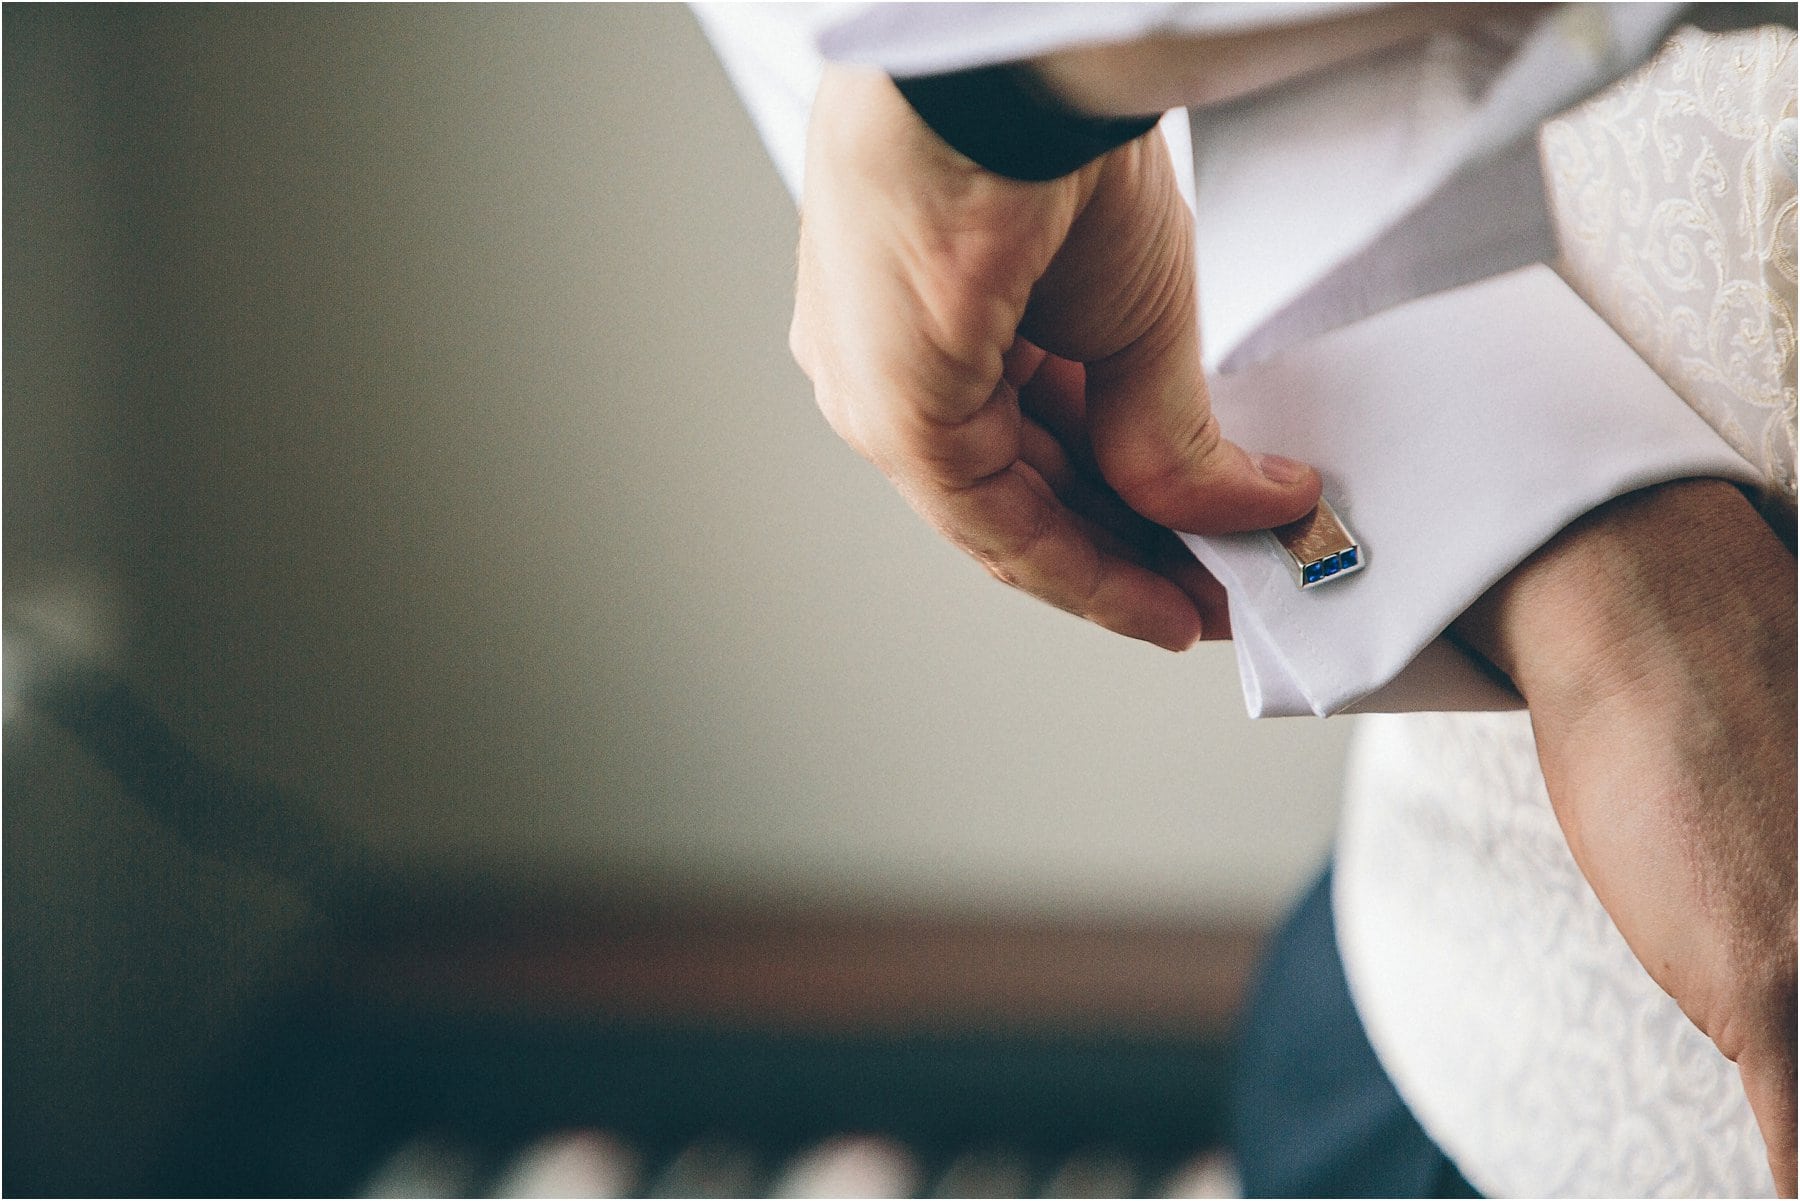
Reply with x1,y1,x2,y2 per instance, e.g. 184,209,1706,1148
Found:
9,4,1351,919
6,5,1352,1187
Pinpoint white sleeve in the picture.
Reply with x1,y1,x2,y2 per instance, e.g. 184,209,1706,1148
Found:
690,0,1278,202
809,2,1377,78
1178,263,1762,718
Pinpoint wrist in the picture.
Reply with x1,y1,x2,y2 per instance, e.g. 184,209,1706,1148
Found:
1452,479,1795,719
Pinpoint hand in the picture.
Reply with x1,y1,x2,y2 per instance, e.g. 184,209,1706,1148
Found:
790,66,1321,650
1453,479,1797,1194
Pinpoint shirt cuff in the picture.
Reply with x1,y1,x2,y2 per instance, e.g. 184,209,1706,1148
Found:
890,63,1162,182
1178,263,1763,718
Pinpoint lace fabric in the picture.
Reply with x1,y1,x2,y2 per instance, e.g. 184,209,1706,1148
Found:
1335,25,1796,1197
1544,23,1798,515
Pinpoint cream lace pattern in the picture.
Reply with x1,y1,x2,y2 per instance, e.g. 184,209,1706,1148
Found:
1336,25,1795,1198
1339,711,1774,1198
1542,23,1798,509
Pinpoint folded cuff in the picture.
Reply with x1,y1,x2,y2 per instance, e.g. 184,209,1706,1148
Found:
1179,264,1763,718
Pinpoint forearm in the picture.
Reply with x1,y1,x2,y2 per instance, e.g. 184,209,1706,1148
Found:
1450,476,1798,1193
1450,478,1794,717
1448,477,1796,978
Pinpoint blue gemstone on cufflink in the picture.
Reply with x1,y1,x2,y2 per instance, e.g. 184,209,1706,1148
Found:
1273,496,1360,589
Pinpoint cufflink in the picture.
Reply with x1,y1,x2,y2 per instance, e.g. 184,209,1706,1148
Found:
1271,497,1364,589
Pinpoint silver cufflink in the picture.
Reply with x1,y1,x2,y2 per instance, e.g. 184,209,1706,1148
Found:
1271,496,1363,589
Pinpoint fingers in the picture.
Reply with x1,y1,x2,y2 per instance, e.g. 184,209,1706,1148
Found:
1017,349,1232,640
1158,532,1232,640
926,459,1208,650
884,373,1209,650
826,325,1234,648
1016,346,1092,468
1025,137,1321,535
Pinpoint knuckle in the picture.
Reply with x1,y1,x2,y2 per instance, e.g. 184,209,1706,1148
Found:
999,486,1060,566
964,491,1057,594
1112,411,1224,516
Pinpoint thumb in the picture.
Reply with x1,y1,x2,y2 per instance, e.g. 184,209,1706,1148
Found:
1083,175,1319,535
1086,296,1321,535
1028,135,1320,535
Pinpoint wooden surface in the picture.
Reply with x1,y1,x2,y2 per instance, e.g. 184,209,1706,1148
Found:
336,896,1266,1035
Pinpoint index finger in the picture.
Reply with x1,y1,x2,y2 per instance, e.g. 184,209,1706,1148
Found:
923,453,1210,650
868,374,1198,648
